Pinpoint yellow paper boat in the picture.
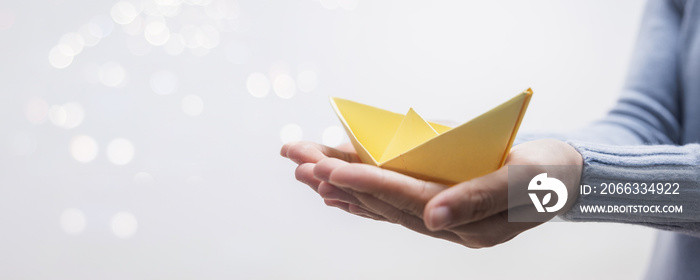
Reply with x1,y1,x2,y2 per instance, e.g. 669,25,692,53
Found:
330,89,533,185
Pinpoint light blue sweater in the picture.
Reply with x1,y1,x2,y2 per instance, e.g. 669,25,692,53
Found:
520,0,700,278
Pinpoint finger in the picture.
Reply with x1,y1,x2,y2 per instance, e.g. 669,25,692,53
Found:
424,167,511,230
313,158,348,182
447,207,541,248
295,163,321,192
282,142,360,164
328,163,448,218
350,190,462,243
348,204,386,221
323,198,385,221
335,142,356,154
317,181,363,206
324,199,351,212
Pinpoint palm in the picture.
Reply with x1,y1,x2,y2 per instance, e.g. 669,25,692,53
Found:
281,139,581,248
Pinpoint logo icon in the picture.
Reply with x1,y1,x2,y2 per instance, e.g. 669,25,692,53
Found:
528,173,567,213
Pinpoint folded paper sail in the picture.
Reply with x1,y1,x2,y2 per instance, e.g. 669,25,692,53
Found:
329,89,533,185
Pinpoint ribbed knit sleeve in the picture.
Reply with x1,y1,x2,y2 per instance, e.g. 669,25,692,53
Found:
561,141,700,237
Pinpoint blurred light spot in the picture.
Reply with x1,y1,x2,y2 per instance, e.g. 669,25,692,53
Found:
98,62,127,87
185,0,213,6
273,74,296,99
280,124,303,144
206,0,240,20
195,25,219,49
143,0,160,16
71,135,99,163
58,32,85,56
320,0,339,10
224,41,250,64
111,1,139,25
158,2,182,18
48,45,74,69
107,138,135,165
133,172,155,186
78,23,102,47
269,61,290,81
60,208,86,235
49,105,68,127
163,33,185,55
182,95,203,116
126,35,152,56
180,25,199,48
0,9,16,30
338,0,358,10
144,20,170,46
91,15,115,38
111,212,138,239
122,15,143,35
246,72,270,98
150,70,178,95
25,97,49,124
322,126,345,147
61,102,85,129
297,70,318,93
7,132,37,157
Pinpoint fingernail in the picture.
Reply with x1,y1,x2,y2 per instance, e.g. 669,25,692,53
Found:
429,206,452,230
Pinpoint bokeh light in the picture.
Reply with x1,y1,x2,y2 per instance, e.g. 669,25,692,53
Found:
150,70,179,95
111,212,138,239
273,74,296,99
107,138,135,165
98,62,127,87
280,124,303,144
163,33,186,55
78,23,103,47
195,25,220,49
25,97,49,125
60,208,86,235
322,126,346,147
144,18,170,46
61,102,85,129
122,15,143,36
48,44,74,69
182,95,204,116
70,135,99,163
48,102,85,129
58,32,85,56
111,1,140,25
246,72,270,98
49,105,68,127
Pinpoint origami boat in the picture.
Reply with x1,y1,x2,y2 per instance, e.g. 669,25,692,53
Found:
330,89,533,185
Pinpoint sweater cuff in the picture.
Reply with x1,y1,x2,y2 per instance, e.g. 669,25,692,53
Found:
560,141,700,226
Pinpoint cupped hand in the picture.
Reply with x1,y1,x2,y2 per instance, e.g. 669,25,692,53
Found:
281,139,583,248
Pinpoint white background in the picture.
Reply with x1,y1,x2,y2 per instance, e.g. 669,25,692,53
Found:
0,0,653,279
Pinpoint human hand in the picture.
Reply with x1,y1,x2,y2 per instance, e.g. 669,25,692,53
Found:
281,139,583,248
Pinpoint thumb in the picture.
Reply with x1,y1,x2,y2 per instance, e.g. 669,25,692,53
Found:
424,167,510,231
